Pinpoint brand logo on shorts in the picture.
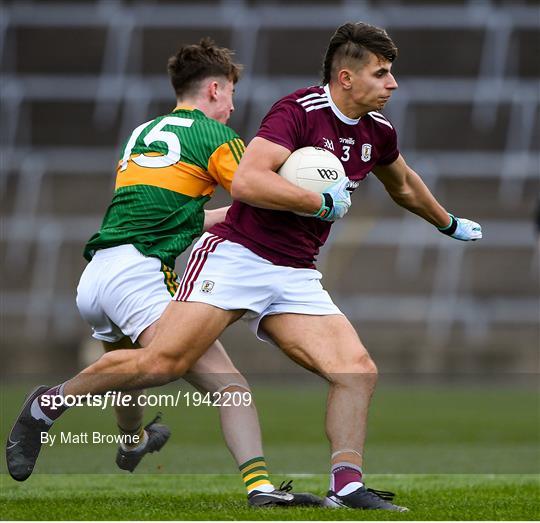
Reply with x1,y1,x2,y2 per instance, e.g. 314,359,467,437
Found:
361,143,372,162
201,280,215,293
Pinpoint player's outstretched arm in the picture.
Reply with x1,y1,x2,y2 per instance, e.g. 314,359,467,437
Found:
373,154,482,241
231,137,341,217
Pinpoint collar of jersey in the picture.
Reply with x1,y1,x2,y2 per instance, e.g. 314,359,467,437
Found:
323,84,361,126
173,104,197,112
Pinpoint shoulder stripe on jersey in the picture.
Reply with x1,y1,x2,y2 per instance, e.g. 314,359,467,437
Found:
368,111,393,129
305,102,331,112
235,138,246,153
296,92,324,103
299,96,328,108
227,140,241,164
230,138,240,157
368,111,390,122
235,138,245,157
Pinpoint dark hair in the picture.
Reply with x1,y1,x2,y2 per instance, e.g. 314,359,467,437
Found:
167,37,242,98
322,22,398,84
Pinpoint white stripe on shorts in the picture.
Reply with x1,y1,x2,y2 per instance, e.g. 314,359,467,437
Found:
175,234,225,301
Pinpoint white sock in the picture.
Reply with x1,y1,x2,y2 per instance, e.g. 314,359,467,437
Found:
337,481,364,496
248,483,275,494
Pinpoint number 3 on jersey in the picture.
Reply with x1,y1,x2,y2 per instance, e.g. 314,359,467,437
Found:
341,145,350,162
120,117,194,171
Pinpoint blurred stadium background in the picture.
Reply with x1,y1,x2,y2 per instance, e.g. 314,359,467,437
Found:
1,0,539,379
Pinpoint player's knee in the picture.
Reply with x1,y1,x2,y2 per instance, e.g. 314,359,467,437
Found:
217,367,250,392
209,372,251,394
218,382,251,395
188,369,251,395
349,354,377,382
326,352,377,383
355,353,377,376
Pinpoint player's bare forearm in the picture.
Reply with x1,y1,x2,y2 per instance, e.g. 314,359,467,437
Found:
233,167,321,213
390,169,450,226
203,206,230,231
373,155,450,228
231,137,322,214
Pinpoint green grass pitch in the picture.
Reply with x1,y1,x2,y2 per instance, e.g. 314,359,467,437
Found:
2,473,538,520
1,381,538,519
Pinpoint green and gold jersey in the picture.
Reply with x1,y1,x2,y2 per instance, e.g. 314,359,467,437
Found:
84,106,245,267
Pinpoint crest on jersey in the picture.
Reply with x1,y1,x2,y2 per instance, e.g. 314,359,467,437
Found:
201,280,215,293
361,143,372,162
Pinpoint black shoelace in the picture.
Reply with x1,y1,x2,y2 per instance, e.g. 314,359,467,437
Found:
278,479,294,492
144,412,163,429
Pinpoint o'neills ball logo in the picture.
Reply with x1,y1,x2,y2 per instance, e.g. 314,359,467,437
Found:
361,143,372,162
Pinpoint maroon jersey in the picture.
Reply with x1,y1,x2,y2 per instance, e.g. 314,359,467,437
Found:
210,85,399,268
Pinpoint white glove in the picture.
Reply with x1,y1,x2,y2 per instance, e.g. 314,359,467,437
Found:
312,177,351,222
438,214,482,241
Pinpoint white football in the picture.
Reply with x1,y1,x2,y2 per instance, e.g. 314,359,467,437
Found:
278,146,346,193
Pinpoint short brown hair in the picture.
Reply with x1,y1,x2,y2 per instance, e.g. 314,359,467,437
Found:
167,38,242,98
322,22,398,84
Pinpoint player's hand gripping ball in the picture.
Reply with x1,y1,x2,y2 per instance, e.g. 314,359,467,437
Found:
315,177,351,221
278,146,351,221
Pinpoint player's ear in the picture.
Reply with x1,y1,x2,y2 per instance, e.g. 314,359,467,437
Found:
208,80,219,101
337,69,353,90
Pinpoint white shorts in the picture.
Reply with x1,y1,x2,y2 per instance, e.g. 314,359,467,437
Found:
174,233,342,342
76,245,179,343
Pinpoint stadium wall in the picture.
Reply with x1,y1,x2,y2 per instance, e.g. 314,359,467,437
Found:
1,0,538,376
